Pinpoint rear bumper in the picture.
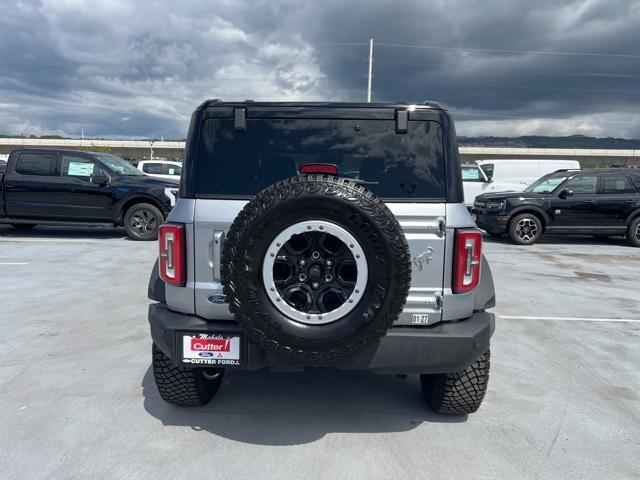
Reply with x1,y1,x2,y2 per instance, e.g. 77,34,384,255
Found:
149,303,494,375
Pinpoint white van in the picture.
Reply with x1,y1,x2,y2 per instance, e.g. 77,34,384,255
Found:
137,160,182,179
461,164,526,207
476,159,580,185
462,159,581,207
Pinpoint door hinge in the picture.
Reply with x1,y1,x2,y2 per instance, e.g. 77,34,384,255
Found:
395,109,408,133
434,291,443,310
234,108,247,131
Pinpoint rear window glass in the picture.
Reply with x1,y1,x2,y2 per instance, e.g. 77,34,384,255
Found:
144,163,181,175
142,163,164,174
195,118,445,199
15,153,57,176
601,175,635,194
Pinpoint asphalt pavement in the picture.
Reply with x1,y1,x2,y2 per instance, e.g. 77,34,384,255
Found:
0,225,638,480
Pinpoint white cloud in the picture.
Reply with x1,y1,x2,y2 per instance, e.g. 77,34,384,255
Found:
1,0,640,139
0,0,332,137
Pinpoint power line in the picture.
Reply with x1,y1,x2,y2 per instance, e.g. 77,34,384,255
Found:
375,42,640,59
373,59,640,78
312,42,368,46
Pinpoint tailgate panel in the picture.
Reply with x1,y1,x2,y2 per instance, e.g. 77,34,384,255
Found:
387,203,446,325
193,200,446,325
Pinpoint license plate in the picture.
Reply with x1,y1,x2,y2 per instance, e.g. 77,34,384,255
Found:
412,314,430,324
181,334,241,366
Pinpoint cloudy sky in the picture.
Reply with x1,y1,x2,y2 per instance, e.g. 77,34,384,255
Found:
1,0,640,139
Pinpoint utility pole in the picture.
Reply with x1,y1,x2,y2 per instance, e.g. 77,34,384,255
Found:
367,38,373,103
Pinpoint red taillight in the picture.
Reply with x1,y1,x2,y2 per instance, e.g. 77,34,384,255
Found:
453,229,482,294
159,224,185,286
299,163,338,175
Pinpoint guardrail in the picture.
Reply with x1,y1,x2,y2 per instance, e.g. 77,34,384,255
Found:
459,146,640,158
0,138,186,149
1,138,639,160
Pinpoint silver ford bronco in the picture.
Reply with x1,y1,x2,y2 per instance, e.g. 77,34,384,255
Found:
148,101,495,414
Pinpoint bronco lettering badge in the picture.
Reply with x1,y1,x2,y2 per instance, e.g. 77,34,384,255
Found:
412,247,434,272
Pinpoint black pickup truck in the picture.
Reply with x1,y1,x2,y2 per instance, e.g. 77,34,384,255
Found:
0,148,179,240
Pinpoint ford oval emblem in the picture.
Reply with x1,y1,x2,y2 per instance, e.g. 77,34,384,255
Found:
207,294,227,304
198,352,215,357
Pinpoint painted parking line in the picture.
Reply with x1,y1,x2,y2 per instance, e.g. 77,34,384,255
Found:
0,262,30,265
0,238,100,244
500,315,640,324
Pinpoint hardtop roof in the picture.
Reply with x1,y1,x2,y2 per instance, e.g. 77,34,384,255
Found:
197,100,445,110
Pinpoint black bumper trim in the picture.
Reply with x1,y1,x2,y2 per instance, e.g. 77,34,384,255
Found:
472,210,509,234
148,303,494,375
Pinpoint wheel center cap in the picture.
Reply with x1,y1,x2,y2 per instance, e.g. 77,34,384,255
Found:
308,264,323,280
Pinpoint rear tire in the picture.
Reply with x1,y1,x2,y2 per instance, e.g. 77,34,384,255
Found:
628,217,640,247
508,213,542,245
124,203,163,241
152,344,224,406
11,224,36,230
420,350,490,415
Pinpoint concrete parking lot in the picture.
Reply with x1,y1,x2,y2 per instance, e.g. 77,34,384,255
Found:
0,225,638,480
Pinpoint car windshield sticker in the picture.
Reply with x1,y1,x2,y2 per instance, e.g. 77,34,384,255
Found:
68,162,93,177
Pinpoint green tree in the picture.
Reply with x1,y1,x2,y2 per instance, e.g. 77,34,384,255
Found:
78,146,113,154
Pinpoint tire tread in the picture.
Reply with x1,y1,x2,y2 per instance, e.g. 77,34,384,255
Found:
421,350,490,415
152,344,222,406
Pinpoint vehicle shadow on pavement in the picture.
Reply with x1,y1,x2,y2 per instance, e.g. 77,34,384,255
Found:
0,225,126,240
141,367,465,445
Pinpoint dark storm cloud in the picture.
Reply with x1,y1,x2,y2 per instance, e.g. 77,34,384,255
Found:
1,0,639,138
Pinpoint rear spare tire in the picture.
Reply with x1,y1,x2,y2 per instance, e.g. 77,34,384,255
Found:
222,175,411,363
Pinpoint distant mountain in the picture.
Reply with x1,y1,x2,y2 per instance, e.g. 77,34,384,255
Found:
0,134,187,142
2,133,640,149
458,135,640,149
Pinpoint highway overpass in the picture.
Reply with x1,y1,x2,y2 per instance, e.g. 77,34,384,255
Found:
0,138,185,161
1,138,639,167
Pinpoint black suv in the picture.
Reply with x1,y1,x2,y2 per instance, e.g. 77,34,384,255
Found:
0,148,179,240
472,168,640,246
